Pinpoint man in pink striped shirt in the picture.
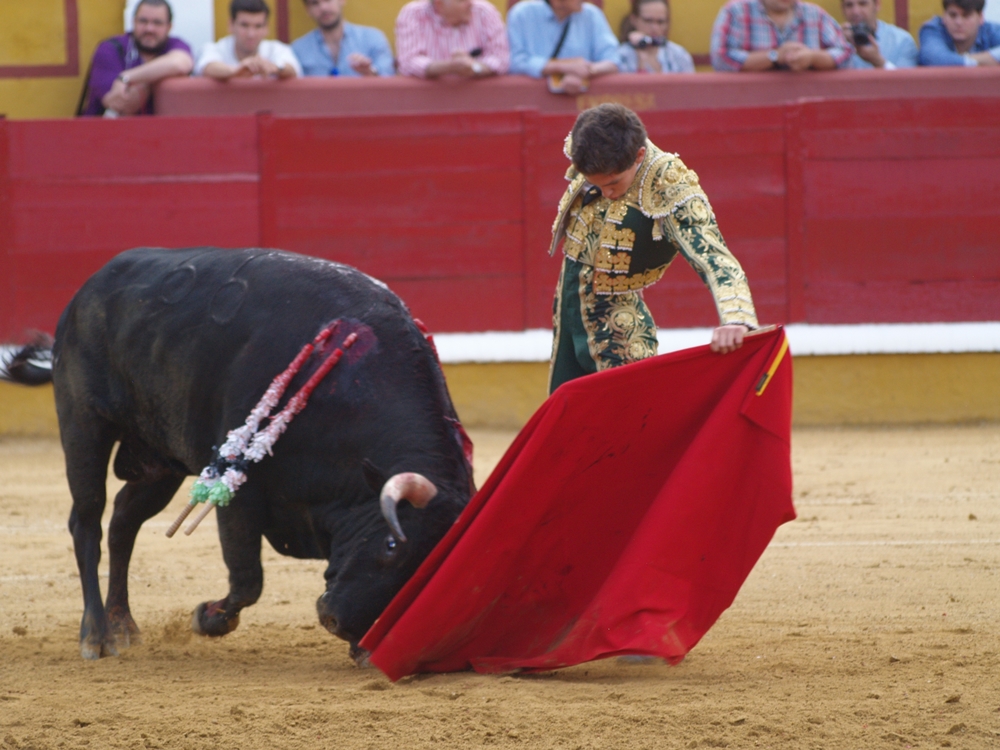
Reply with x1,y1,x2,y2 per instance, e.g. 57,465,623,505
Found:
396,0,511,78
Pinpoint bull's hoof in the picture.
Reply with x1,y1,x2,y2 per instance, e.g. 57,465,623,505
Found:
80,638,118,660
107,607,141,650
191,600,240,637
80,612,118,659
349,643,372,668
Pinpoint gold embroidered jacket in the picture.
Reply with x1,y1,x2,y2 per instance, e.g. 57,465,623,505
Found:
550,139,758,329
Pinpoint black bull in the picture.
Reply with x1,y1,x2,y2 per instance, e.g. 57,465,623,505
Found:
27,247,473,659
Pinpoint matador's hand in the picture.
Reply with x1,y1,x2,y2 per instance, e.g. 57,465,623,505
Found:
710,325,749,354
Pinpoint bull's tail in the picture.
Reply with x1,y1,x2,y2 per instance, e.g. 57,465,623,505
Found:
0,334,54,386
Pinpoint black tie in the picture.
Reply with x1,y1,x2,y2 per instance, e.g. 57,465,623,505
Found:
581,185,602,207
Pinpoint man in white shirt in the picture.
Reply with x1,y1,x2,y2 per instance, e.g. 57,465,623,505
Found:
196,0,302,79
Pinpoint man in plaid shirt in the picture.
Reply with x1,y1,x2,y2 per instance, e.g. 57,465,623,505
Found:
710,0,852,71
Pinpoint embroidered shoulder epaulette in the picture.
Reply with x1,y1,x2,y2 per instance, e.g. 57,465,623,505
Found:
635,144,712,220
550,168,587,255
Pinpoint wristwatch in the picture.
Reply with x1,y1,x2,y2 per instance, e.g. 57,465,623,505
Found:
117,72,132,86
471,61,485,76
768,49,779,67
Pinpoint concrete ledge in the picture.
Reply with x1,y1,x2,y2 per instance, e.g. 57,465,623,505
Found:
433,323,1000,363
4,353,998,437
156,68,1000,118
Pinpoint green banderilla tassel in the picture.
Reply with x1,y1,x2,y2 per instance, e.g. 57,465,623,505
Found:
190,481,212,504
208,482,234,507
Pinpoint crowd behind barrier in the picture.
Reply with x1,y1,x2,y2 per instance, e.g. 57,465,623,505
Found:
80,0,1000,118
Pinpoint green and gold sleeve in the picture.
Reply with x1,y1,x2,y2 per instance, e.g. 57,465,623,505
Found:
661,193,758,329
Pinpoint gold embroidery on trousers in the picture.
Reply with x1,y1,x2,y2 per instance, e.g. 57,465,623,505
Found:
579,280,659,370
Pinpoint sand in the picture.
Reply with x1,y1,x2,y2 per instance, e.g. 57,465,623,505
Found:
1,424,998,749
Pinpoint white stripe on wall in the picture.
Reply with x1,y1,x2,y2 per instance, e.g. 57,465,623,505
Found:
5,323,998,368
432,322,1000,364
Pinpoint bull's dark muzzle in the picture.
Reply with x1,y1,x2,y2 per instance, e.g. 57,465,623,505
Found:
316,591,358,643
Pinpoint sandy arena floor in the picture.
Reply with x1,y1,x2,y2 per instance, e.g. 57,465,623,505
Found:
1,425,998,749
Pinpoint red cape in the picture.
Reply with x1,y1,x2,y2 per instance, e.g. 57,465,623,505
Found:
361,327,795,680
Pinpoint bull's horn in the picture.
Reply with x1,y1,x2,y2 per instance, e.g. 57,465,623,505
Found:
379,473,438,542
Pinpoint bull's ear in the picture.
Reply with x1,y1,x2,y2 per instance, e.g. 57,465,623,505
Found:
361,459,386,494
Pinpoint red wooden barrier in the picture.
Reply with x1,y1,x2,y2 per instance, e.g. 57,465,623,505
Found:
789,98,1000,323
0,118,11,341
3,117,260,338
1,98,998,341
258,111,530,332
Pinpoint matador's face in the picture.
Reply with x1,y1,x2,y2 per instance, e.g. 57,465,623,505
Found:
582,147,647,202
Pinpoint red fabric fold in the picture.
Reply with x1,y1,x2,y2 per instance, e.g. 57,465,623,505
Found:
360,327,795,680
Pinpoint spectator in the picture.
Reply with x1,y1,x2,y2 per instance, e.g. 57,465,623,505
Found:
919,0,1000,66
79,0,193,117
395,0,510,79
507,0,619,94
710,0,853,72
292,0,394,76
195,0,302,80
841,0,917,69
617,0,694,73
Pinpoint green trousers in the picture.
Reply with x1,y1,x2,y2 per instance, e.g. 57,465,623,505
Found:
549,257,659,394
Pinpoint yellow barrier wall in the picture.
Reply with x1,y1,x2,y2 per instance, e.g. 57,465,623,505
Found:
1,0,944,120
0,382,59,437
4,354,998,437
0,0,69,66
450,353,1000,429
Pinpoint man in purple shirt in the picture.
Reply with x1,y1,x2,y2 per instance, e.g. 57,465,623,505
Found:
80,0,193,117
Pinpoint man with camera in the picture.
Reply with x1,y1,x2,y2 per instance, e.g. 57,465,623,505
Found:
841,0,917,69
617,0,695,74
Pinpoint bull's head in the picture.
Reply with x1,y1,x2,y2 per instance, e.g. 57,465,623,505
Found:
316,471,461,654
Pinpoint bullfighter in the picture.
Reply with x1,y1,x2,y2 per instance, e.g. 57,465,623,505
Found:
548,103,760,392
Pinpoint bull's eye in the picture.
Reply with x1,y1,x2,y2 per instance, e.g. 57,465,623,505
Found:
384,535,398,555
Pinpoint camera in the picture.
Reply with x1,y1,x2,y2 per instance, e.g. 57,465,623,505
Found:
632,35,666,49
851,24,874,46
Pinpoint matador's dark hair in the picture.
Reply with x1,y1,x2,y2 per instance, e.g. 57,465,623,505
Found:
231,0,271,19
942,0,984,12
570,104,648,176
